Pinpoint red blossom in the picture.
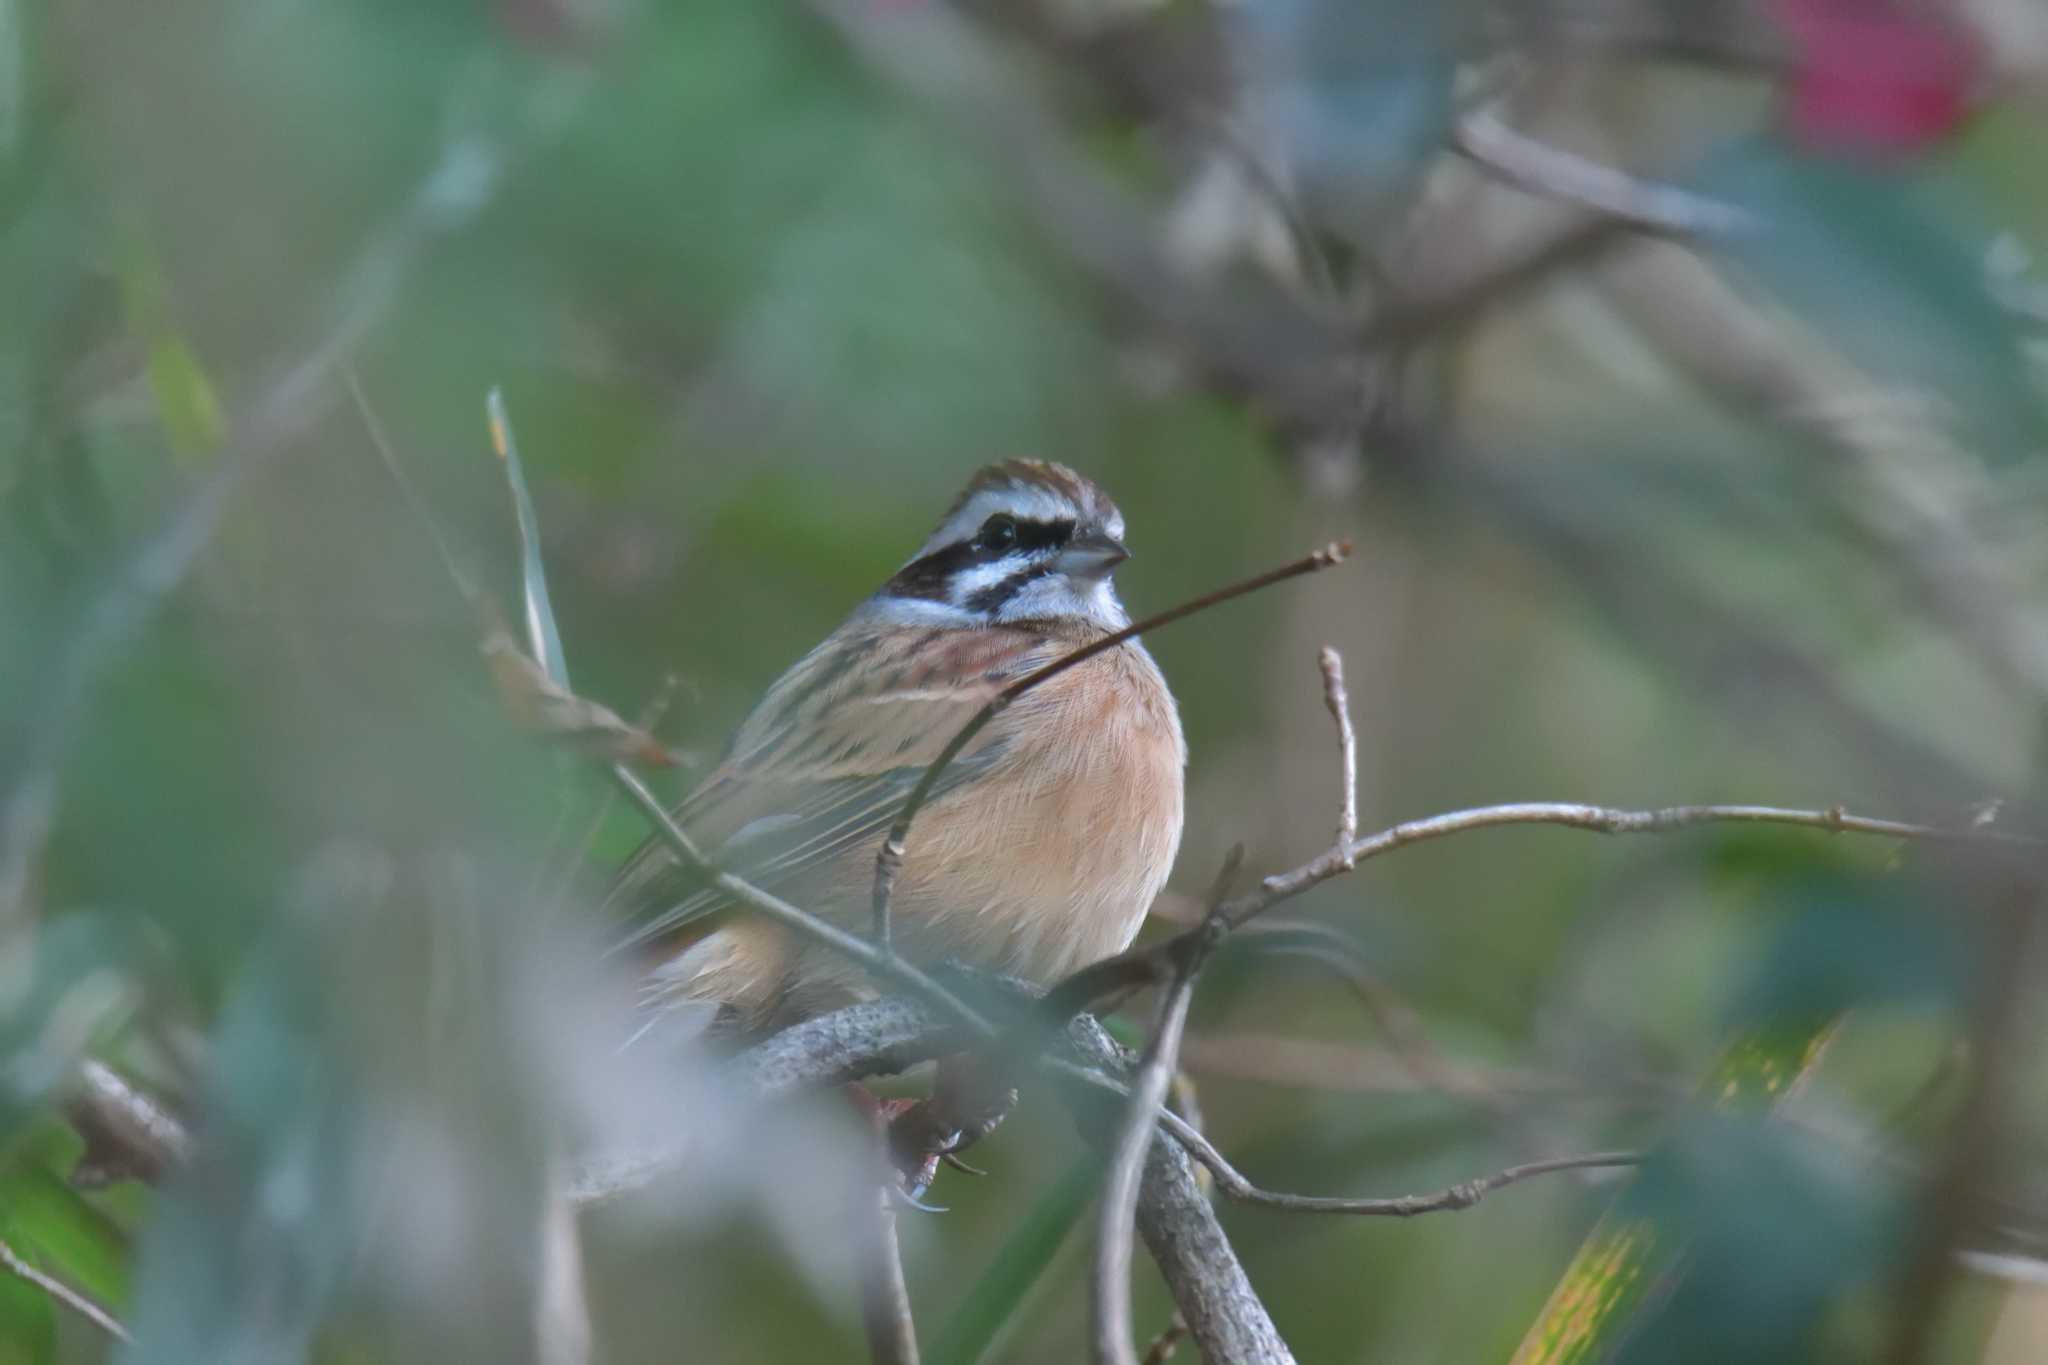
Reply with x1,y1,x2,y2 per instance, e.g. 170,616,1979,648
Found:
1774,0,1983,155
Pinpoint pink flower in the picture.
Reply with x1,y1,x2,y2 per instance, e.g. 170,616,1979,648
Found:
1774,0,1983,155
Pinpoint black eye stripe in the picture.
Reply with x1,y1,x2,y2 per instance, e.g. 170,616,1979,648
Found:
883,545,967,601
977,518,1068,559
962,562,1053,614
879,518,1076,607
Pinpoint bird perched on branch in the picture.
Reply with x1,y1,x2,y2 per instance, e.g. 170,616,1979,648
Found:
610,460,1185,1039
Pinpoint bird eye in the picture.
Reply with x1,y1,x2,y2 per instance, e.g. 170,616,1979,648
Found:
978,514,1019,551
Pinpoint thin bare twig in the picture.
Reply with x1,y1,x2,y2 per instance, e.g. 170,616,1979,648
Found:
1042,791,2011,1092
78,790,2005,1212
1043,779,2012,1151
1144,1087,1645,1217
0,1235,129,1342
1452,109,1754,237
1222,801,2035,932
348,370,484,604
857,1190,920,1365
606,765,995,1043
1094,984,1192,1365
1191,1143,1643,1218
870,541,1351,951
1318,648,1358,866
1093,852,1238,1365
541,671,678,915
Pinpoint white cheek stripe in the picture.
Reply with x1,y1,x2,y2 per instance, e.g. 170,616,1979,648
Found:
855,596,981,626
945,557,1033,602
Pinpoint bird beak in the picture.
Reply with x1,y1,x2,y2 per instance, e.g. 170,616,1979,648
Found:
1057,530,1130,581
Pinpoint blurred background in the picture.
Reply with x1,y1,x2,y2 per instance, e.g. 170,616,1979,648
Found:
6,0,2048,1361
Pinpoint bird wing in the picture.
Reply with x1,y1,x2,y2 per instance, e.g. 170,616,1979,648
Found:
607,623,1060,954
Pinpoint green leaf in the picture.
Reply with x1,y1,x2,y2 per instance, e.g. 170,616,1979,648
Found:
927,1156,1099,1365
1507,1018,1841,1365
0,1249,55,1365
0,1155,130,1310
486,388,569,688
1507,869,1937,1363
145,333,225,461
0,1148,125,1360
116,230,224,463
0,1156,83,1365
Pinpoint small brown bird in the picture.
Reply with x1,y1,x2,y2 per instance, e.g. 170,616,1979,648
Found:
611,461,1185,1037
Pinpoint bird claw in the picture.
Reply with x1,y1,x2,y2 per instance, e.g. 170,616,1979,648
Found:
889,1182,948,1214
848,1059,1017,1203
899,1146,946,1203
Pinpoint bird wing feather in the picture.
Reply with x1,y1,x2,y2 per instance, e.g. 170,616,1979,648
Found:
607,624,1062,953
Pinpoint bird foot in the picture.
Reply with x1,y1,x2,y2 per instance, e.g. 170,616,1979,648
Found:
842,1056,1019,1204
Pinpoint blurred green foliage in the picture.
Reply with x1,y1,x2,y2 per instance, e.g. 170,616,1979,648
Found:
3,0,2048,1361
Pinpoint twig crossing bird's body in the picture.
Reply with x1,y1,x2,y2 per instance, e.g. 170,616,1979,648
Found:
611,461,1185,1037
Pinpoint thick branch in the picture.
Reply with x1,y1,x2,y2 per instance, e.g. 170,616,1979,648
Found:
570,996,956,1207
1067,1017,1296,1365
63,1060,190,1187
1093,940,1203,1365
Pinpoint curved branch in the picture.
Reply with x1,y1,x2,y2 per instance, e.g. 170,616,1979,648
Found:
1223,800,2032,931
570,996,958,1208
